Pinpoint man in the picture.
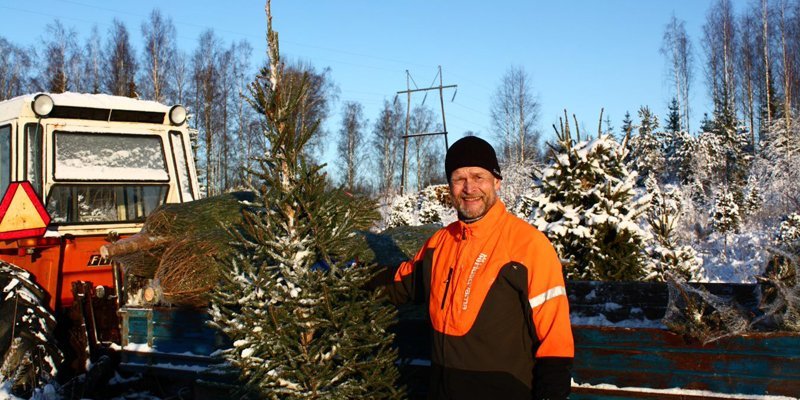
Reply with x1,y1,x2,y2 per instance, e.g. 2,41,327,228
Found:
386,136,573,399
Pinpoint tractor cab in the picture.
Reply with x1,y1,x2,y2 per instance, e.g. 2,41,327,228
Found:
0,92,199,310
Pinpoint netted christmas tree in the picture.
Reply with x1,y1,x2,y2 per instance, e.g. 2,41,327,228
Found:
752,212,800,332
208,3,401,398
528,114,651,280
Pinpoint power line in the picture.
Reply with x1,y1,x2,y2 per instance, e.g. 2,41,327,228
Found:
398,66,457,195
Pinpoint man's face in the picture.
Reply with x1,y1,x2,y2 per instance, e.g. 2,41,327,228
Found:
449,166,501,220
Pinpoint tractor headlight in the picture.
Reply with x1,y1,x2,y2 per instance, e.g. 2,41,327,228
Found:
169,105,187,126
32,94,54,117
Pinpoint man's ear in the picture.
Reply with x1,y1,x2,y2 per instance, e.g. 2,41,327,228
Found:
494,178,502,191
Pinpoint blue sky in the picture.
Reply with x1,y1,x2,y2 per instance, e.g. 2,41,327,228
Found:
0,0,744,167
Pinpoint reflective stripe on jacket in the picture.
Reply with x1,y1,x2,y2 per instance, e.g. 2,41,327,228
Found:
390,201,574,399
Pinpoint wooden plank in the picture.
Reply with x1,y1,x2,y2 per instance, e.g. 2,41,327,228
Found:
573,326,800,397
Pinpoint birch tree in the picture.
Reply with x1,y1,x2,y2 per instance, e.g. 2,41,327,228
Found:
336,101,367,191
191,29,223,196
739,8,760,141
660,15,694,133
703,0,738,116
0,38,32,100
490,65,541,164
39,20,80,93
81,25,103,94
105,19,138,97
140,9,176,103
371,99,404,200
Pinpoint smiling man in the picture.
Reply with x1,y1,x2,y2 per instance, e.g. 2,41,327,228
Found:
387,136,574,400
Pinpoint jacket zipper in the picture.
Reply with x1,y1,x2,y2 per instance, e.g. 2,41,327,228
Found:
440,267,454,309
441,226,467,311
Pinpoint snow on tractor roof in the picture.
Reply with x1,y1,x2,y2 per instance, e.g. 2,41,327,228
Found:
0,92,170,120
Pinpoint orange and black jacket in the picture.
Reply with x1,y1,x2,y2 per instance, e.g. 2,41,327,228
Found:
387,201,574,399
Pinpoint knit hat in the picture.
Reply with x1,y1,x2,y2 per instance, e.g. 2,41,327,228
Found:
444,136,502,181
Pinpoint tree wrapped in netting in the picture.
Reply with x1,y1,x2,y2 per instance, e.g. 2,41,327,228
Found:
752,212,800,332
528,113,651,280
207,3,401,398
663,275,751,344
101,191,256,306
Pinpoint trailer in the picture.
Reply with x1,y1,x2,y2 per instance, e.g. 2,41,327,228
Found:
393,281,800,399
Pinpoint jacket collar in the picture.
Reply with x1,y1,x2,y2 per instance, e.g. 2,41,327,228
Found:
450,200,506,240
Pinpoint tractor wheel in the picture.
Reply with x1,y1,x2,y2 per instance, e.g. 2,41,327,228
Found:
0,261,62,398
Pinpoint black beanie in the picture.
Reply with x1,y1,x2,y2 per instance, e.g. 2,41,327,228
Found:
445,136,502,181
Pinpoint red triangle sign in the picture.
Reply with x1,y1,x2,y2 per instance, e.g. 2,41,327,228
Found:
0,182,51,240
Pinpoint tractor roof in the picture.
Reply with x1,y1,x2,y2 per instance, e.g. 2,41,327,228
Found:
0,92,170,121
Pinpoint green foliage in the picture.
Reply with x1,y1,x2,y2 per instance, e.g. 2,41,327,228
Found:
626,106,664,184
664,97,681,133
209,8,401,399
711,190,741,234
530,116,650,281
644,179,704,282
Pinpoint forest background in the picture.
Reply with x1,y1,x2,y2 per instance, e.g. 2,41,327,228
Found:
2,0,799,283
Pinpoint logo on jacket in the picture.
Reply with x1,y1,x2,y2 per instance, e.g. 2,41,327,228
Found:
462,253,488,310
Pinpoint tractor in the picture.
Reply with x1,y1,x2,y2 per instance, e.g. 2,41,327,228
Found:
0,92,198,397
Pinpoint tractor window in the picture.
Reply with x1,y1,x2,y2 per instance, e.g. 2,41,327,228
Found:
25,123,43,197
169,131,195,202
46,185,168,223
54,131,168,181
0,125,10,198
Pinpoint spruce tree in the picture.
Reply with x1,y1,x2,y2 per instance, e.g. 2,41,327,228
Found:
665,97,682,134
710,102,752,199
620,111,634,142
529,117,651,281
209,4,401,398
711,190,741,235
626,106,664,185
643,178,705,282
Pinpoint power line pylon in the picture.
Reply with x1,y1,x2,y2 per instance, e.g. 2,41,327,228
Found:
397,66,457,195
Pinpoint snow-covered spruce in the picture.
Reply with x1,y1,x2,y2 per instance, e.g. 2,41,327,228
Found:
385,184,455,228
528,131,651,281
644,179,705,282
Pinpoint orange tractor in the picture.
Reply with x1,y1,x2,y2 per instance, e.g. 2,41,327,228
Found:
0,92,198,396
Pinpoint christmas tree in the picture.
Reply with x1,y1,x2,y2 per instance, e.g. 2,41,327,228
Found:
625,106,664,185
529,114,651,280
209,3,401,398
643,178,705,282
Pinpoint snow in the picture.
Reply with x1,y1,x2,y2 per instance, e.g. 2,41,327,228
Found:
47,92,169,112
54,132,168,181
121,362,209,373
0,382,22,400
570,312,666,329
571,381,797,399
123,342,155,352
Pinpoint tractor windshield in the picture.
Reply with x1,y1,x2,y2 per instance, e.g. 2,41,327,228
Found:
46,185,168,224
46,131,171,224
54,131,168,181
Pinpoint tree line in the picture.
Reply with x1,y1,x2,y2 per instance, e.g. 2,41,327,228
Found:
5,1,800,204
